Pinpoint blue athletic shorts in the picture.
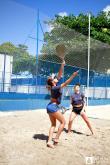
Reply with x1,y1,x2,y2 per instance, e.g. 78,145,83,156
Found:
46,102,60,113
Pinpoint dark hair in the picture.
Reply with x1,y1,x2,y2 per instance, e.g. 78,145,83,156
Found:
74,83,80,87
46,77,53,90
47,77,53,86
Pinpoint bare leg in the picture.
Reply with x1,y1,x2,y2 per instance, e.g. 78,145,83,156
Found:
81,111,94,135
47,114,56,148
51,111,66,144
68,111,77,133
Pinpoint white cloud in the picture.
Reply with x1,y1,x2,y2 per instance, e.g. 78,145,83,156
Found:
47,25,54,32
46,24,54,32
46,12,68,32
58,12,68,17
103,5,110,13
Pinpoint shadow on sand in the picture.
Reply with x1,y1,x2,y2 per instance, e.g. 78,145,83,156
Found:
33,134,48,141
63,128,90,136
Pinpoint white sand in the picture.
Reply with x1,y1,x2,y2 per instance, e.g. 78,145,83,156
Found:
86,105,110,120
0,106,110,165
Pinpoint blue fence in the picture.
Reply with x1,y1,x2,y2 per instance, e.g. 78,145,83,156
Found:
0,63,110,111
0,92,110,111
11,70,110,87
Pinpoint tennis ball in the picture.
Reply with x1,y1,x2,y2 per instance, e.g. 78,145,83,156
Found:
102,28,108,33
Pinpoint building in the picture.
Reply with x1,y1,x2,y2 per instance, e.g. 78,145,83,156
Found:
0,54,13,92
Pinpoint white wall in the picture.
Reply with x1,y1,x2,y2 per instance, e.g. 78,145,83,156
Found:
10,85,110,99
0,54,13,92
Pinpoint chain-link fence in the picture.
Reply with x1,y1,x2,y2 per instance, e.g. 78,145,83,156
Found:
0,1,110,108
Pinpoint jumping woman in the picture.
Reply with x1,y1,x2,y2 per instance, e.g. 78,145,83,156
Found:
46,60,79,148
68,83,94,135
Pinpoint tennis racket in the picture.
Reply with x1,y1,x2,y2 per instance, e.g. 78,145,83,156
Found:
56,44,66,60
59,105,70,114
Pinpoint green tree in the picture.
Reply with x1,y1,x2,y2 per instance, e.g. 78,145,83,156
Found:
0,42,36,76
0,42,17,55
40,11,110,73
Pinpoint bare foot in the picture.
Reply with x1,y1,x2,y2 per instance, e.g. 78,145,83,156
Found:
91,130,94,135
47,142,54,148
67,130,72,134
53,139,59,145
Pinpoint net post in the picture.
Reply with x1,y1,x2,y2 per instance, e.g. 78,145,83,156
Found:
87,13,91,107
36,9,39,93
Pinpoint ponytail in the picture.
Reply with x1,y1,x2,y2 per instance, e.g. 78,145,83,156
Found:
46,77,53,90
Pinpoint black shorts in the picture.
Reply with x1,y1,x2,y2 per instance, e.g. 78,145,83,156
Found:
72,106,83,115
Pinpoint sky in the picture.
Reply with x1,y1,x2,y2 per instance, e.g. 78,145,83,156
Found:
0,0,110,55
13,0,110,16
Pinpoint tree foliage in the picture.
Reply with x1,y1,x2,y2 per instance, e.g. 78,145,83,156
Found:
0,11,110,75
40,11,110,73
0,42,36,76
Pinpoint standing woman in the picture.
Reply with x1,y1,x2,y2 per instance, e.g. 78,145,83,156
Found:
47,62,78,148
46,60,78,148
68,83,94,135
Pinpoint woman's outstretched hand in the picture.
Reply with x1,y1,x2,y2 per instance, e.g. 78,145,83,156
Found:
62,59,65,65
73,70,79,76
